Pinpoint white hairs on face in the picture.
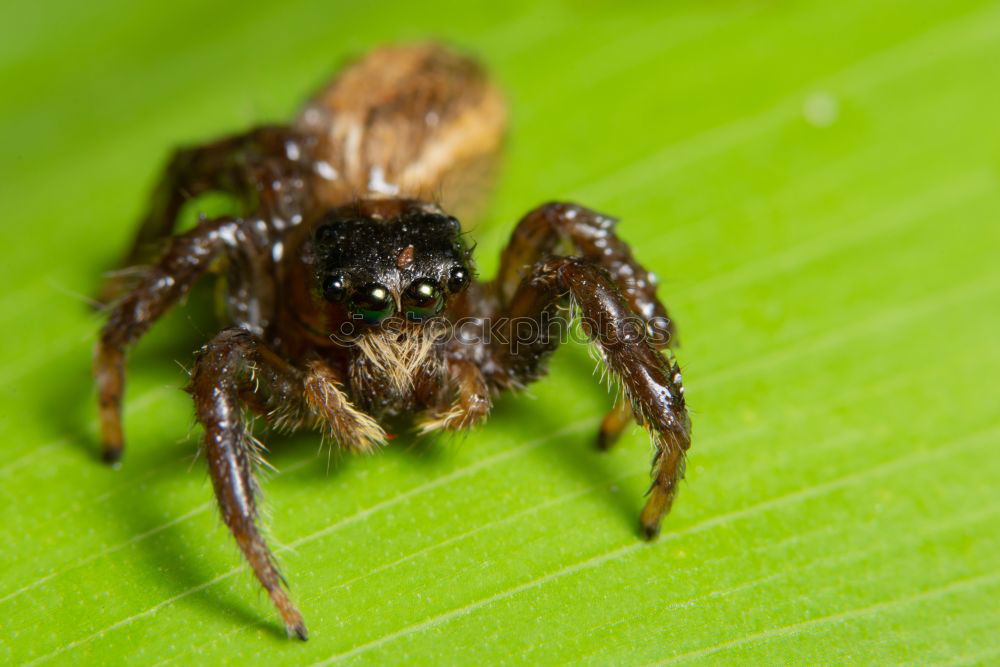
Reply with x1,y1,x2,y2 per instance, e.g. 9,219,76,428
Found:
353,322,447,396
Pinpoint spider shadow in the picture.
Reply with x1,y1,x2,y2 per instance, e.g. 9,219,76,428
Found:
487,345,645,536
299,427,449,482
112,427,355,641
112,461,289,639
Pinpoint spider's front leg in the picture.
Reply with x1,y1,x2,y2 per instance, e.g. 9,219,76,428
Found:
94,216,250,462
496,202,676,347
189,328,308,639
494,202,678,451
492,257,690,539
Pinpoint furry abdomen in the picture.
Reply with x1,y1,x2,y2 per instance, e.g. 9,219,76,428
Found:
296,43,506,221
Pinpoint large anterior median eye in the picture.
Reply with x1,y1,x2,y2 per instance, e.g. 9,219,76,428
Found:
349,283,394,324
402,280,443,321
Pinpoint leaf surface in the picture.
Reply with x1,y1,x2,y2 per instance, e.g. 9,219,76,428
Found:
1,1,998,664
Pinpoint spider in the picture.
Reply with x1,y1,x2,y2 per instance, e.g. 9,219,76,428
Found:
94,43,690,640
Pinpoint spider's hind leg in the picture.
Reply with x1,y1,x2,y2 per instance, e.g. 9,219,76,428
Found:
597,401,633,452
99,126,301,303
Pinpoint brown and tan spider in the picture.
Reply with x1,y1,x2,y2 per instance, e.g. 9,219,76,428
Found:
94,43,690,639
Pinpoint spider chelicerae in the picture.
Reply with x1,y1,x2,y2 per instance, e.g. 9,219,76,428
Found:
94,43,690,639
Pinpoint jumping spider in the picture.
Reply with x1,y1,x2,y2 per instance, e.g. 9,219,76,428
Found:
94,43,691,639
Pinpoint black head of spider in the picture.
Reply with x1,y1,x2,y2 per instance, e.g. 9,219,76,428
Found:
348,283,395,325
402,279,444,321
311,200,472,312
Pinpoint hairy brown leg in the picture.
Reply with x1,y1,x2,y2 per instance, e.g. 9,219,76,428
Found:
493,202,678,450
495,201,675,346
189,328,307,640
491,257,690,540
597,401,633,451
302,359,386,452
94,216,247,462
417,358,492,433
99,126,304,303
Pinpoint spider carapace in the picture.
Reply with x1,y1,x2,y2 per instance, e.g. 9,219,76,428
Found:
95,43,691,639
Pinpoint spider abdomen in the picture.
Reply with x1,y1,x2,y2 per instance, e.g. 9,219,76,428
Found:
295,43,507,220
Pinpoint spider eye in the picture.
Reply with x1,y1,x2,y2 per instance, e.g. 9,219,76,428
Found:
402,280,443,321
322,274,348,303
349,283,394,324
447,266,470,293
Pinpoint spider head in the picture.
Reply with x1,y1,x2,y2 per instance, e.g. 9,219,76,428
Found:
310,200,473,332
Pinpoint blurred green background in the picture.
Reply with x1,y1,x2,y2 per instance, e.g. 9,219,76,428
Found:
1,1,998,664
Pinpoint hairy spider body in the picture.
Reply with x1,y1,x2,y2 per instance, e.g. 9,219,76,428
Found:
94,43,690,640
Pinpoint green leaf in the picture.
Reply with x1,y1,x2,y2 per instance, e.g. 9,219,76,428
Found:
2,1,998,663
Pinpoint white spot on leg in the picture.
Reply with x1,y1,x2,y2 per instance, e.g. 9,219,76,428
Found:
218,224,239,247
153,275,175,290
